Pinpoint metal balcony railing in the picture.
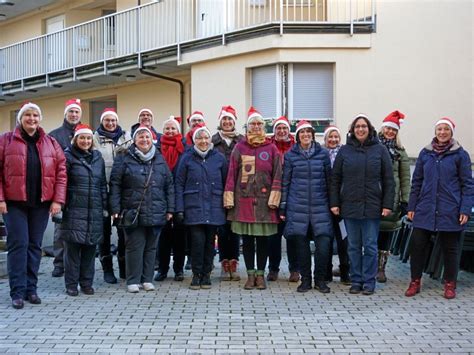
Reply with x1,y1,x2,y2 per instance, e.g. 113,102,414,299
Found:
0,0,375,85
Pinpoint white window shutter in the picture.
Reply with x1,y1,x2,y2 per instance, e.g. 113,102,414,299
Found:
251,65,278,118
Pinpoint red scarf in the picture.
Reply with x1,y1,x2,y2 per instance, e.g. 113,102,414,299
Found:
185,131,194,146
271,135,295,156
161,134,185,171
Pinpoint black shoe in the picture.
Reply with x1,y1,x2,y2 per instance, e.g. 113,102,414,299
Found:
27,294,42,305
66,288,79,297
340,274,352,286
81,286,95,295
362,288,375,295
174,272,184,281
349,285,362,294
154,272,167,281
103,271,117,284
200,273,211,289
12,298,24,309
314,281,331,294
296,279,312,293
52,267,64,277
189,274,201,290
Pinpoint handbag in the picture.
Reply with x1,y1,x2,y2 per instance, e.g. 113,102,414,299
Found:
118,162,154,230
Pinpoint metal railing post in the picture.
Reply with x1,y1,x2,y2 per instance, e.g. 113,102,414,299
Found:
137,7,141,68
222,0,227,45
177,0,181,62
350,0,354,36
280,0,283,35
103,17,107,75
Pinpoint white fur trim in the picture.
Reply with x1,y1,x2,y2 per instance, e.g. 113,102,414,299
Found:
17,103,42,123
381,121,400,130
162,117,181,133
435,119,454,132
100,111,119,123
295,122,313,136
138,108,154,122
192,126,211,143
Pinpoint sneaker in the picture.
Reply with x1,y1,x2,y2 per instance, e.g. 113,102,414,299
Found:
143,282,155,291
200,274,212,289
173,272,184,281
444,281,456,299
189,274,201,290
127,284,140,293
314,281,331,294
349,285,362,294
405,279,421,297
52,266,64,278
362,288,374,296
154,272,167,282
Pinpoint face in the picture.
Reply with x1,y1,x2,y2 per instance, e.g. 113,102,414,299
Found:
20,109,41,134
163,121,179,137
382,126,398,140
298,128,313,147
275,124,290,141
195,130,211,152
139,111,153,127
66,108,81,125
353,118,369,142
135,131,153,152
220,116,235,132
75,133,93,151
102,114,118,132
190,118,204,128
435,123,452,143
325,130,340,149
248,120,264,134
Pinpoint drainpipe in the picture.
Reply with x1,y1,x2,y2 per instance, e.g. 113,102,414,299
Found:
139,66,185,132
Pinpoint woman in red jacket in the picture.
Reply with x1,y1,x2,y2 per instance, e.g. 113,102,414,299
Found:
0,102,67,309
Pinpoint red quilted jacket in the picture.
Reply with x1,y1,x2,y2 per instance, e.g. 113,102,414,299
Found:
0,126,67,204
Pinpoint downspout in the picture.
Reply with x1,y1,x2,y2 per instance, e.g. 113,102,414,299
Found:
139,66,185,132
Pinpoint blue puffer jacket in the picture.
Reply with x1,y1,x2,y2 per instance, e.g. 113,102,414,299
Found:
109,145,175,227
408,141,473,232
280,142,333,238
175,148,228,225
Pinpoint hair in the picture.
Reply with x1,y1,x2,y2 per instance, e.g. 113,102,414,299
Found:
323,128,341,146
296,127,315,143
378,127,404,149
349,116,376,139
72,133,96,150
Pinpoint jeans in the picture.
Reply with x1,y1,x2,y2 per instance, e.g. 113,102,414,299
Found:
241,235,269,272
344,218,380,290
293,228,331,282
124,226,162,285
53,223,64,269
4,204,50,299
64,242,96,289
409,228,461,281
157,220,186,274
189,225,217,275
327,217,350,276
217,222,240,261
268,222,299,273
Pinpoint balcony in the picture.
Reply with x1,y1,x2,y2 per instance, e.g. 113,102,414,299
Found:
0,0,375,103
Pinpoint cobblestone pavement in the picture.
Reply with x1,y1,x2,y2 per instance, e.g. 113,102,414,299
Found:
1,254,473,354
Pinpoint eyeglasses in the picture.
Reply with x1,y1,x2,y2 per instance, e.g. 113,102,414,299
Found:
354,125,368,129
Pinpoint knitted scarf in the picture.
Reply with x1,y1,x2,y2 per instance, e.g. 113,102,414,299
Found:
378,132,400,162
96,124,124,144
431,137,454,155
193,143,214,159
134,144,156,162
246,131,267,147
218,129,237,146
160,134,184,171
185,131,194,146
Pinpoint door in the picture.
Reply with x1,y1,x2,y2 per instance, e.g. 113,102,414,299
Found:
197,0,234,38
89,99,117,130
46,15,65,72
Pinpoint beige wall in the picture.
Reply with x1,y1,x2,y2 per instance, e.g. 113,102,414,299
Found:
189,0,473,158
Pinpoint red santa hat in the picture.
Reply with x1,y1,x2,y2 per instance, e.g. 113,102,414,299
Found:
191,122,211,143
138,108,154,123
218,105,237,124
247,106,264,125
100,107,119,123
323,125,341,141
17,102,42,123
162,115,182,134
295,120,313,136
73,123,93,138
272,116,290,134
382,110,405,130
435,117,455,133
64,98,82,116
187,111,205,126
132,124,153,141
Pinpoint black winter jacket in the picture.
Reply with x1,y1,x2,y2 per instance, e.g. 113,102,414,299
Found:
49,119,76,151
211,132,243,162
109,145,175,227
330,133,395,219
58,147,107,245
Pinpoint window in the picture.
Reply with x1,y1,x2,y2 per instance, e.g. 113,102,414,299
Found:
251,63,334,134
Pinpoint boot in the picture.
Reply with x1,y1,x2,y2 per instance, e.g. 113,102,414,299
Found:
255,272,266,290
244,272,256,290
229,259,241,281
118,256,126,280
100,255,117,284
189,274,201,290
220,259,231,281
405,278,421,297
266,270,278,281
296,277,312,293
376,250,389,283
444,281,456,299
339,264,351,285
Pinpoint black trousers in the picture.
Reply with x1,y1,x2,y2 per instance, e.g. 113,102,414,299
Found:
294,228,331,282
327,217,350,275
157,220,186,274
99,216,126,259
189,225,217,275
217,222,240,261
409,228,461,281
241,235,269,272
378,231,392,251
64,241,96,289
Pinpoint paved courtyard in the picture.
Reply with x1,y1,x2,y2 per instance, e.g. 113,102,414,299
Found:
1,254,473,354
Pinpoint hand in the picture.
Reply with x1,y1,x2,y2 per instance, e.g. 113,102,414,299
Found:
279,215,286,221
0,201,7,214
268,204,278,210
407,211,414,221
166,213,173,221
381,208,392,217
459,213,469,225
331,207,340,216
174,212,184,225
50,202,62,216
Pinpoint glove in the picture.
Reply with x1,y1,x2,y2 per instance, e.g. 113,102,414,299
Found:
174,212,184,226
399,202,408,218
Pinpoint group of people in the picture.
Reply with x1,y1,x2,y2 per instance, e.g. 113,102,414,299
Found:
0,99,472,310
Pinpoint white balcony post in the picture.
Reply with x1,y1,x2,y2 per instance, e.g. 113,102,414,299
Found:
280,0,283,35
103,17,107,74
137,7,141,68
350,0,354,36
